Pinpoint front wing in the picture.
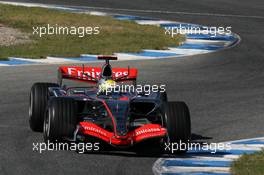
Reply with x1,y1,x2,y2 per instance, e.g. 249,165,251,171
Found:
78,122,167,146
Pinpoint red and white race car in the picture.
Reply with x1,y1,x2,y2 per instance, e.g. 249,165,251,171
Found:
29,56,191,153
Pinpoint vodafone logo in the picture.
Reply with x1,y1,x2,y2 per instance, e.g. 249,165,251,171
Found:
135,128,161,136
84,126,107,136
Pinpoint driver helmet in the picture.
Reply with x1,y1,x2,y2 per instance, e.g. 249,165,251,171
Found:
98,79,116,94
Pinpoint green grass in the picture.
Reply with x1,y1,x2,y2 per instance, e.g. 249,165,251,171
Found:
0,4,184,60
231,150,264,175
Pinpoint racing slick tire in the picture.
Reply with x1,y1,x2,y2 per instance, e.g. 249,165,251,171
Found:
159,91,168,127
43,97,77,142
164,101,191,153
29,82,59,132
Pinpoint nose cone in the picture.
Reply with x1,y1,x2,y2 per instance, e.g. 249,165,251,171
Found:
105,100,130,136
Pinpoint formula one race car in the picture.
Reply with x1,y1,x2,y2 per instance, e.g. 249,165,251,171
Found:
29,56,191,153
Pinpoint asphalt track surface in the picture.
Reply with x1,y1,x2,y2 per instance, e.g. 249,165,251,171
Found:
0,0,264,175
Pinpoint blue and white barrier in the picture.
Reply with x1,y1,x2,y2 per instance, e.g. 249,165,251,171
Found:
153,137,264,175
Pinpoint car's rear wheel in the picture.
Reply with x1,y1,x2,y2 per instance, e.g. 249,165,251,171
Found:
43,97,77,142
159,91,168,127
29,82,59,132
160,91,168,102
164,101,191,153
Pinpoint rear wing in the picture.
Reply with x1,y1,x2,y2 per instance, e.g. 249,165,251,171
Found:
58,66,138,85
97,55,118,61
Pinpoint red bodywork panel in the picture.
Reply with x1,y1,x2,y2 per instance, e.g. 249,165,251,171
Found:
79,122,167,146
59,66,138,83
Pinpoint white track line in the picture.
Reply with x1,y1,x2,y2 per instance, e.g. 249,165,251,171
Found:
135,20,175,25
185,39,229,46
153,158,227,175
228,137,264,143
159,166,230,174
162,157,233,161
228,144,264,150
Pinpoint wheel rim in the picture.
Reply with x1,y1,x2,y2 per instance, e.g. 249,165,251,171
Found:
44,111,51,138
29,92,33,117
164,113,170,143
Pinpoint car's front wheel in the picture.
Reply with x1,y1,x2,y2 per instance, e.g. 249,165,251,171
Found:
163,101,191,153
29,82,59,132
43,97,77,142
